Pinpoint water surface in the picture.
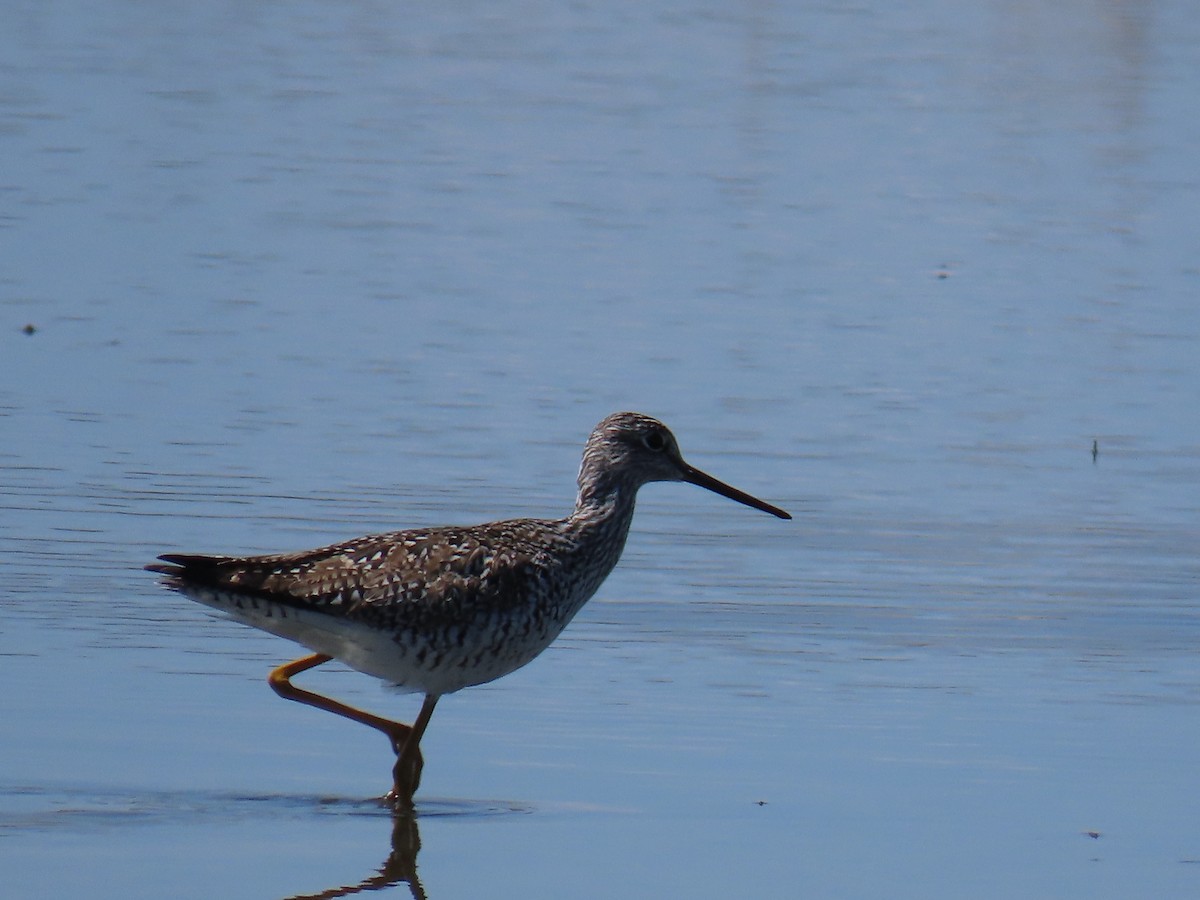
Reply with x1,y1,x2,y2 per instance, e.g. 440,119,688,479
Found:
3,1,1199,897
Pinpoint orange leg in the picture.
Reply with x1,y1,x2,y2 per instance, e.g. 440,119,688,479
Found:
387,693,439,809
268,653,426,799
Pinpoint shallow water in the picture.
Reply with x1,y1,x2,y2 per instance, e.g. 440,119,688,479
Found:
3,1,1200,897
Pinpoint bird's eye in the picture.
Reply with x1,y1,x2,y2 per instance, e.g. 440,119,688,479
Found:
642,430,667,452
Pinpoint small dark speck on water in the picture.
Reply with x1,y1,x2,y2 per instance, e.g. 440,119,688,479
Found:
22,323,37,335
1092,439,1099,464
755,800,768,807
1085,830,1101,840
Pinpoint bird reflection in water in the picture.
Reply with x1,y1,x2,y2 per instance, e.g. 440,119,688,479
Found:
283,812,426,900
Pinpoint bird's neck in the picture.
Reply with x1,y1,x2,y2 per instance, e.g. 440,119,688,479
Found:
564,483,638,574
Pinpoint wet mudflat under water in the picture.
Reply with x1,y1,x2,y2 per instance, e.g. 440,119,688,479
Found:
3,1,1200,897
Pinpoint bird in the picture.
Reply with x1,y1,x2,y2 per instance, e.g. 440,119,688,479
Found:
147,411,790,807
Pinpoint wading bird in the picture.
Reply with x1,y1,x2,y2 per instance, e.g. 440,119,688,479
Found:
148,412,790,807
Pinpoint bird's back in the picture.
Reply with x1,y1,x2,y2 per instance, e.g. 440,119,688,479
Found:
150,517,618,694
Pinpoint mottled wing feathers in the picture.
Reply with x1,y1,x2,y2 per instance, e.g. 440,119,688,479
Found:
147,520,564,623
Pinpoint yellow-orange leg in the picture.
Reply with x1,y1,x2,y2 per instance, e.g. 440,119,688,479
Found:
387,693,439,809
268,653,425,801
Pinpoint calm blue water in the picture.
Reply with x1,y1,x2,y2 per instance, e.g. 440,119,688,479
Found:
3,1,1199,897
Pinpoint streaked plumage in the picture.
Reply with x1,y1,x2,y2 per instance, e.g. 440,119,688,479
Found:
148,411,790,803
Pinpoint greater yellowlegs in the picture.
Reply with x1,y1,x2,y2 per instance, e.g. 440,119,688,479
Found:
147,412,790,806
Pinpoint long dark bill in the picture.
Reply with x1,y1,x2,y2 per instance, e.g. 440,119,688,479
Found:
682,465,791,520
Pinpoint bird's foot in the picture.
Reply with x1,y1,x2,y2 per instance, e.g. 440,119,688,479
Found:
385,749,423,810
